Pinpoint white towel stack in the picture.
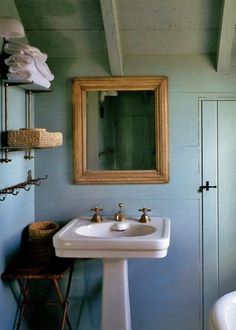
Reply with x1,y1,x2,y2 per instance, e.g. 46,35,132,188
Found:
4,41,54,88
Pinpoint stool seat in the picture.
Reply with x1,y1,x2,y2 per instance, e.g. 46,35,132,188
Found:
1,254,74,330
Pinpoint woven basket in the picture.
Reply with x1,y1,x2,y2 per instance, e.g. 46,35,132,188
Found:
7,128,63,148
28,221,59,261
28,220,59,241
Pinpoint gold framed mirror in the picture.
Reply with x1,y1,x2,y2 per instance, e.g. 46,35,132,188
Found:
72,76,169,184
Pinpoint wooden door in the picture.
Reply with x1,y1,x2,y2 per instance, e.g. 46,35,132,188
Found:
201,100,236,329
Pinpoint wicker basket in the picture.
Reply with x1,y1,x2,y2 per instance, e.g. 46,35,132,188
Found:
7,128,63,148
29,220,59,241
28,221,59,261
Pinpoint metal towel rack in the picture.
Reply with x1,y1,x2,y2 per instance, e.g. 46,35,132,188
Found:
0,170,47,201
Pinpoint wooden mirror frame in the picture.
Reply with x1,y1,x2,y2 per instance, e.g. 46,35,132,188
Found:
72,76,169,184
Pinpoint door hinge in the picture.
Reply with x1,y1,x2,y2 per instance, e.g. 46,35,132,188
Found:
199,181,217,192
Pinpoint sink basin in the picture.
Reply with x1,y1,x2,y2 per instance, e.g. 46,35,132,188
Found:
53,217,170,258
75,221,155,238
53,216,170,330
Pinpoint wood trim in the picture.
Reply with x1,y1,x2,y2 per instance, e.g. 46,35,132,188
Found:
72,76,169,184
216,0,236,74
100,0,123,76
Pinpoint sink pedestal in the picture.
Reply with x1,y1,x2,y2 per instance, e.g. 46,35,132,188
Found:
53,217,171,330
102,258,131,330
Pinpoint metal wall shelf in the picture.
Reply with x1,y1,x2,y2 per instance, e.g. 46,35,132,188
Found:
2,79,53,92
0,80,53,163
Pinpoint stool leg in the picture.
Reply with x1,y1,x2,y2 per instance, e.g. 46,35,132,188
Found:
52,274,73,330
64,261,74,329
16,280,29,330
63,264,74,329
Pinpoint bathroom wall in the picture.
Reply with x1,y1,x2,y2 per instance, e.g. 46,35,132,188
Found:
1,52,236,330
34,53,236,330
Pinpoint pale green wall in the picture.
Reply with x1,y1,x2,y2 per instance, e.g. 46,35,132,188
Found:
33,53,236,330
2,51,236,329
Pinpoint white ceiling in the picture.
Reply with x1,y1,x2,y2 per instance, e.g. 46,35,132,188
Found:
13,0,236,74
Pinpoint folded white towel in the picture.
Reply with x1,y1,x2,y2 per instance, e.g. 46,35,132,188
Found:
7,72,51,89
7,61,54,81
5,54,33,66
8,65,25,73
4,41,47,62
4,41,42,52
6,55,34,72
4,41,54,88
34,58,54,81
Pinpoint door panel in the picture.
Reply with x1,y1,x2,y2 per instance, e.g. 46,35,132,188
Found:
201,101,219,328
202,100,236,329
218,101,236,295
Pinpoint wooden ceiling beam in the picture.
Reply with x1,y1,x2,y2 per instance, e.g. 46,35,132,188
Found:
100,0,123,76
217,0,236,74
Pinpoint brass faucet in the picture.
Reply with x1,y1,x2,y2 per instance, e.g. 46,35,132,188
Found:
114,202,125,222
138,208,151,223
90,207,103,223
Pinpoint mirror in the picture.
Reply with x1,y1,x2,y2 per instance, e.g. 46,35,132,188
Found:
73,77,169,184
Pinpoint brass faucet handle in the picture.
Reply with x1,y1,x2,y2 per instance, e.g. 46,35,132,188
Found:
90,207,103,223
138,208,152,223
138,207,151,213
91,207,103,213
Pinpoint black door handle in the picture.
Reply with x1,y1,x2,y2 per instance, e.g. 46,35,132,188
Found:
199,181,217,192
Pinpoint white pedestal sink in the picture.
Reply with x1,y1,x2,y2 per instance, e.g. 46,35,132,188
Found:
53,217,170,330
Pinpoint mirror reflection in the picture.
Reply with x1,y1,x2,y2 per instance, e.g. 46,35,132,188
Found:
87,90,155,171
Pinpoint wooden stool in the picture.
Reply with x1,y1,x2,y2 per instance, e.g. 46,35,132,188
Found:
1,255,74,330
